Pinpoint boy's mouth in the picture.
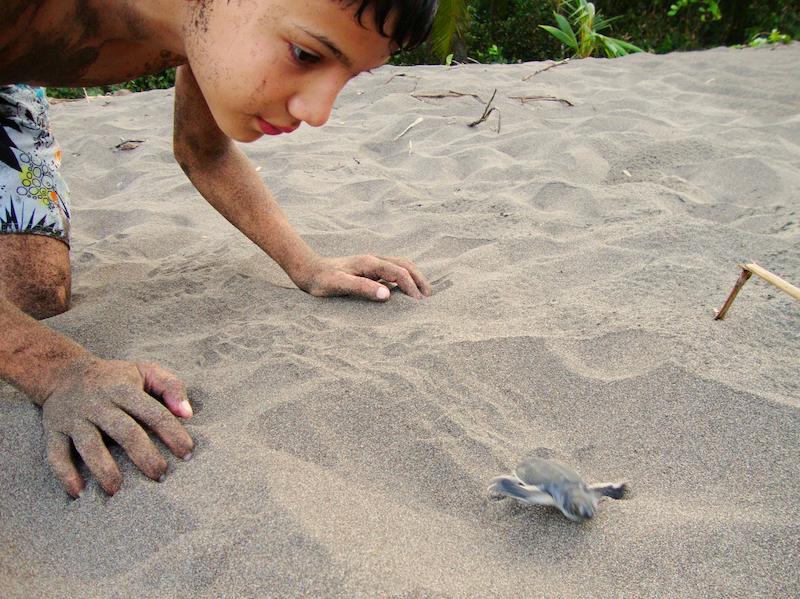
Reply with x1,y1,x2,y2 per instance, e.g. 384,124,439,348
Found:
257,117,298,136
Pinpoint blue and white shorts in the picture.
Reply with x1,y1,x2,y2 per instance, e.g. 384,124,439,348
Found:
0,85,70,245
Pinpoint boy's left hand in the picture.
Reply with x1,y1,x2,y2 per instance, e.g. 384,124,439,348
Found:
295,255,431,302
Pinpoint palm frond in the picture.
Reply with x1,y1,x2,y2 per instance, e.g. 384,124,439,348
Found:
430,0,470,61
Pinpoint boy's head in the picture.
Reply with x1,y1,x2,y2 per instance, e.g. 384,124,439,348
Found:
181,0,437,142
341,1,437,51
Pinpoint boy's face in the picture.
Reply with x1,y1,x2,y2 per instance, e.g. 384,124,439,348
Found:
183,0,394,142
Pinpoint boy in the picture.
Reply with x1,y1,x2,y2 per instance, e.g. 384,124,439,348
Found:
0,0,435,498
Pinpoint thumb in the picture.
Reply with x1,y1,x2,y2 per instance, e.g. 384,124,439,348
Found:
337,273,390,301
136,362,193,418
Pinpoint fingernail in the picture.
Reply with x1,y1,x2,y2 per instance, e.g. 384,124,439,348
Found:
376,287,390,300
158,474,167,483
183,451,193,462
180,400,193,417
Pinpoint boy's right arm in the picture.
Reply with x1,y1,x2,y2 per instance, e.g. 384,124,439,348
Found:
0,293,194,497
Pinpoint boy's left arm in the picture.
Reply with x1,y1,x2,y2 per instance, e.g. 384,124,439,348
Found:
172,66,430,302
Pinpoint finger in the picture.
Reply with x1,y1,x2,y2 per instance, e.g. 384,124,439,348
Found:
378,256,432,297
113,391,194,460
136,362,193,418
45,430,84,498
367,259,423,300
328,271,391,302
90,404,168,482
70,422,123,495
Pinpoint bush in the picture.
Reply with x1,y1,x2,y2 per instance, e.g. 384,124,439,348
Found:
396,0,798,63
602,0,800,52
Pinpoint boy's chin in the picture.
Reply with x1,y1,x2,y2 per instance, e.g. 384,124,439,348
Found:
221,125,263,144
232,129,265,143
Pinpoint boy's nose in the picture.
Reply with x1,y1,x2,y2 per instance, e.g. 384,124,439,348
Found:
288,77,346,128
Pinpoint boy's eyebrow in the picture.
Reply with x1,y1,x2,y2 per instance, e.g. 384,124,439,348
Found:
297,26,354,70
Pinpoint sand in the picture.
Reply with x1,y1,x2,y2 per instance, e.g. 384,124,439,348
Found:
1,44,799,598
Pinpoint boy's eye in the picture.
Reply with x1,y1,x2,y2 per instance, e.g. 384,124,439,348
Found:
291,45,321,65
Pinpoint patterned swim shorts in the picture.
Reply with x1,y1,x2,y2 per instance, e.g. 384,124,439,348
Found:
0,85,70,245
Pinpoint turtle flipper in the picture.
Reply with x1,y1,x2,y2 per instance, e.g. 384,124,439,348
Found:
588,481,628,500
487,476,556,506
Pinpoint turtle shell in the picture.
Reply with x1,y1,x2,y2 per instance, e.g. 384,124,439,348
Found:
514,457,586,491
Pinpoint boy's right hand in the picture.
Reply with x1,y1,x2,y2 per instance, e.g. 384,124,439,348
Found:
41,358,194,497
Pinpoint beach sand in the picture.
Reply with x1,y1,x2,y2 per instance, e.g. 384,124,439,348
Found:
2,44,799,597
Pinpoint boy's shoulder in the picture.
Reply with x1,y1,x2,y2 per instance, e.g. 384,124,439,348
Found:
1,0,42,20
1,0,187,88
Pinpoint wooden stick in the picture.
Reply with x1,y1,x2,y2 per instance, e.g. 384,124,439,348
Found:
714,268,752,320
743,263,800,300
714,262,799,320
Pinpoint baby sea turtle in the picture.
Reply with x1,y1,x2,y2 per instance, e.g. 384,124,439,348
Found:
488,456,628,522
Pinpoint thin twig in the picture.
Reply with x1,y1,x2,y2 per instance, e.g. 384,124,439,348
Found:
385,72,416,85
509,95,575,107
386,72,420,93
392,117,423,141
522,59,570,81
411,90,484,103
468,89,498,128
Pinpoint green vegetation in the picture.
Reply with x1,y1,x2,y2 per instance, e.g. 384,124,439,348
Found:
668,0,722,22
539,0,643,58
747,28,793,47
47,70,176,100
397,0,798,64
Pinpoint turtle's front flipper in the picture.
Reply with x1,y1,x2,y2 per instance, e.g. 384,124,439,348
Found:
589,481,628,500
487,476,556,506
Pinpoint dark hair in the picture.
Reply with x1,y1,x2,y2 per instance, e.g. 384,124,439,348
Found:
340,1,438,50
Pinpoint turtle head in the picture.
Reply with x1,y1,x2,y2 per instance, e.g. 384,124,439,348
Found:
557,485,600,522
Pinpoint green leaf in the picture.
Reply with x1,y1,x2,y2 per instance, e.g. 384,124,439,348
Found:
614,39,644,53
554,13,579,48
597,34,643,56
430,0,469,61
595,15,621,32
540,25,578,50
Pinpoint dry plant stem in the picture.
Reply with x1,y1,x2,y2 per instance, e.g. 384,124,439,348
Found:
393,117,423,141
714,262,800,320
468,89,499,128
385,73,419,92
744,263,800,301
411,90,484,103
509,95,575,107
384,73,407,85
714,268,752,320
522,59,570,81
